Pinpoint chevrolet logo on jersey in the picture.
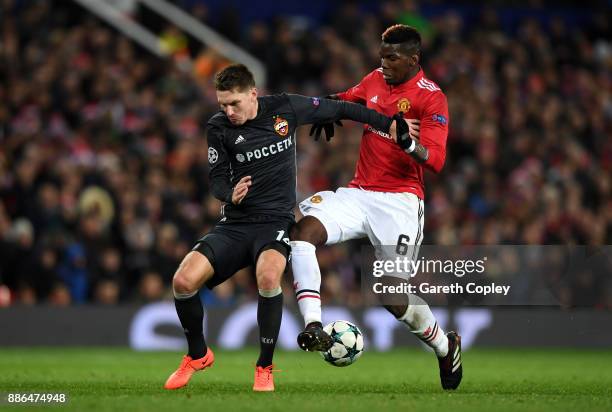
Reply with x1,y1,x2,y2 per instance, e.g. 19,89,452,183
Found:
273,116,289,136
240,136,293,163
366,125,391,140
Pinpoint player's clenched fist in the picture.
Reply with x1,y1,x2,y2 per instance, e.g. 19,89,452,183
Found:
232,176,252,205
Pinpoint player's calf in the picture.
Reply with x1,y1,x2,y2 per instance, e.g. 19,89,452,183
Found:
395,293,450,358
291,240,333,351
254,249,285,374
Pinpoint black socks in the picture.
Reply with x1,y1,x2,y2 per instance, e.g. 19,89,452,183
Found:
174,293,207,359
256,291,283,367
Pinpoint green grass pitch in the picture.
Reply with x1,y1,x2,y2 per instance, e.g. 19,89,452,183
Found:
0,348,611,411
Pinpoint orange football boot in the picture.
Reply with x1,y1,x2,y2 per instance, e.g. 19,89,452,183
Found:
253,365,277,392
164,348,215,390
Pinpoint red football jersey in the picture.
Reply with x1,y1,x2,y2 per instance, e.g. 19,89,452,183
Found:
337,68,449,199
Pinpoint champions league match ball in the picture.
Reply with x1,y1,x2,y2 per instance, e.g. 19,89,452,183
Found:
320,320,364,367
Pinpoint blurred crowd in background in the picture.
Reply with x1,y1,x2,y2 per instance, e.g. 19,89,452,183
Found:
0,0,610,308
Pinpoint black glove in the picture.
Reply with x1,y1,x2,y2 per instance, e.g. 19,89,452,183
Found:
309,120,343,142
393,113,413,151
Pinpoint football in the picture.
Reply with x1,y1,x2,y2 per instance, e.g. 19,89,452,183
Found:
320,320,364,367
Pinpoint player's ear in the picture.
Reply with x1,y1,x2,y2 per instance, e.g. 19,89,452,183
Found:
251,87,258,99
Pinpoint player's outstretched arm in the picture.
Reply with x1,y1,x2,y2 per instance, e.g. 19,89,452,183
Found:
309,95,420,142
287,93,394,135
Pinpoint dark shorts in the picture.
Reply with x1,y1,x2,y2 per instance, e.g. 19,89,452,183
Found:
192,217,292,289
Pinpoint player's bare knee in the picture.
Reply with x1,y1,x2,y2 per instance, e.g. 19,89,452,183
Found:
256,269,282,290
290,217,327,245
172,271,198,295
289,221,303,240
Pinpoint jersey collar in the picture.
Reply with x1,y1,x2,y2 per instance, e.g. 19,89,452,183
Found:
254,97,265,119
390,67,424,90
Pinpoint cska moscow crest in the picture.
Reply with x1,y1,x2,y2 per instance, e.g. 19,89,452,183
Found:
274,116,289,137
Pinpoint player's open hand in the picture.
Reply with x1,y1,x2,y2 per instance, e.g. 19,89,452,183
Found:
232,176,252,205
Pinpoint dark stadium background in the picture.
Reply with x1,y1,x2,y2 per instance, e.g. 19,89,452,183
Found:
0,0,610,349
1,2,611,411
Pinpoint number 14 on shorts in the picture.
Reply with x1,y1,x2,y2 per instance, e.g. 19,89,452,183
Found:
276,230,290,245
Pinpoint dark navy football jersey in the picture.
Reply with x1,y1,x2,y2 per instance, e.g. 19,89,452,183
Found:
206,93,392,221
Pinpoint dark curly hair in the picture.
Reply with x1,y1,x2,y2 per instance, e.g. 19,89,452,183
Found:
382,24,421,50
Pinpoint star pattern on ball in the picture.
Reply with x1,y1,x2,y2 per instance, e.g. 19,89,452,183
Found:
320,320,364,367
346,345,361,360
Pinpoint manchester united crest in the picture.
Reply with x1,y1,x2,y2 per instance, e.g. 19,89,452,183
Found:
397,98,411,113
274,116,289,137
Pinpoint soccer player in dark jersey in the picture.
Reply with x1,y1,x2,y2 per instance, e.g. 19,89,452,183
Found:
164,64,408,392
290,25,462,390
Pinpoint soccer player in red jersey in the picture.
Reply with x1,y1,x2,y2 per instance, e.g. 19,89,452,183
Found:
290,25,462,390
